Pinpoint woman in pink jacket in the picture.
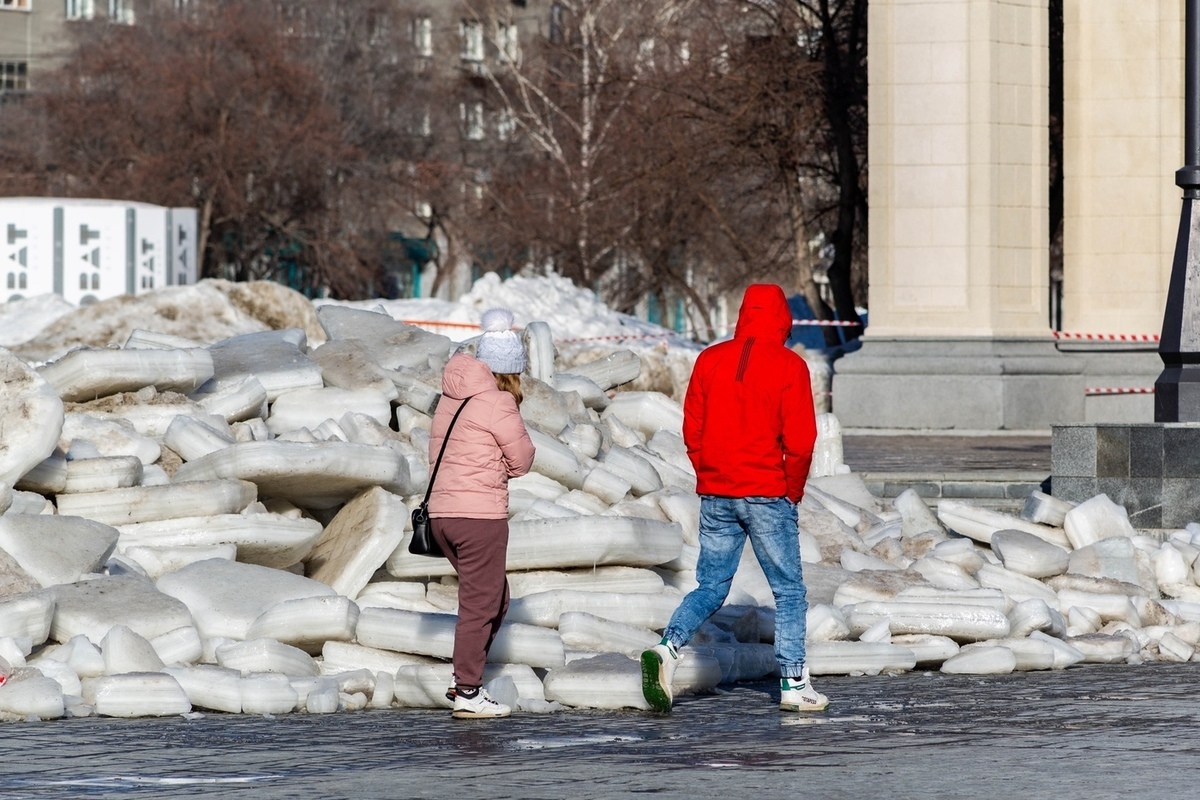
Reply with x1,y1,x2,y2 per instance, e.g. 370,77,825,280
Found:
429,307,535,719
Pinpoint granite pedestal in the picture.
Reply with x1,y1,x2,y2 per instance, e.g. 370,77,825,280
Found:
1051,422,1200,529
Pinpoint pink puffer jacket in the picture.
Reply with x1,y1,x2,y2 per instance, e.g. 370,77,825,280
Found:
427,352,535,519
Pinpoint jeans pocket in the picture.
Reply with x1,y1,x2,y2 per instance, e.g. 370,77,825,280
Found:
745,496,784,504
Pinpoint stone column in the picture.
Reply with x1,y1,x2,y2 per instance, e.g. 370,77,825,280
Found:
1063,1,1181,338
836,0,1083,430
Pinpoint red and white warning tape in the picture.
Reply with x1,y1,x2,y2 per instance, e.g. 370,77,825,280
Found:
1085,387,1155,395
1054,331,1160,343
792,319,862,327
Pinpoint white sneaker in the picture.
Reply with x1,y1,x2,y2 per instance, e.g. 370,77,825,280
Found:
640,642,680,713
779,667,829,712
452,688,511,719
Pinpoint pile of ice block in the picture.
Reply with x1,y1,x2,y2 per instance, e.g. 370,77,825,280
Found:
2,290,1199,722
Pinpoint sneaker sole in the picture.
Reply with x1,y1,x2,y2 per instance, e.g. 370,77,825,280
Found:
780,699,830,712
640,650,673,713
452,708,511,719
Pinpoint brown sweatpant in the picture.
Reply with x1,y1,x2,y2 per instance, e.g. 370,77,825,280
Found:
430,517,510,688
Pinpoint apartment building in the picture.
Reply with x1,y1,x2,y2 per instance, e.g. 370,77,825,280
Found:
0,0,140,100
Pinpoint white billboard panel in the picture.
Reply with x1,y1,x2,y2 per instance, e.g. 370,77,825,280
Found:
132,205,168,294
0,201,56,302
60,204,128,305
169,207,198,286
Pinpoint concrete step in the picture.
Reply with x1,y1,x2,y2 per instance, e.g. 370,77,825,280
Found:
859,470,1050,514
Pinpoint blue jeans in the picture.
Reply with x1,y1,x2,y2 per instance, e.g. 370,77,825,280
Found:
663,495,809,676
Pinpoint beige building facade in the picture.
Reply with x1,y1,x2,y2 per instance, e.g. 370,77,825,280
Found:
836,0,1176,429
866,0,1049,339
1063,0,1181,337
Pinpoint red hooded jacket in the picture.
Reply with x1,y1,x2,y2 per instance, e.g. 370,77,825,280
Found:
683,284,817,502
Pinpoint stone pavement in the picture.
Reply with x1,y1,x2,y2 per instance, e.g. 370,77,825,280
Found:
3,663,1197,800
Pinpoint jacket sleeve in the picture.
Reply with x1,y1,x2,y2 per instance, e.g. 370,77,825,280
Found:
491,394,536,478
781,357,817,503
682,356,707,476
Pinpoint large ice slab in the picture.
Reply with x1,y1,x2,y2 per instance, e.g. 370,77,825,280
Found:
117,511,323,569
320,642,438,675
388,516,684,578
216,638,319,677
0,349,64,488
507,567,665,598
506,590,680,630
316,305,453,370
163,415,235,462
267,387,392,437
0,672,65,719
39,347,214,403
542,652,650,710
173,441,403,509
61,413,160,465
63,391,219,439
156,559,336,640
560,351,643,392
990,530,1070,578
62,456,143,494
83,673,191,717
310,339,401,401
101,624,165,675
204,329,323,402
0,515,118,588
1068,537,1156,594
847,600,1011,642
1063,494,1137,550
246,596,359,655
193,377,269,424
601,392,683,438
558,612,659,657
355,607,565,669
0,591,55,644
163,664,242,713
306,487,406,599
391,662,547,710
51,577,193,645
937,500,1069,548
57,479,256,526
805,641,918,676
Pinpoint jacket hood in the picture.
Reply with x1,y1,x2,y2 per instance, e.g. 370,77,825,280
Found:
441,352,498,399
734,284,792,344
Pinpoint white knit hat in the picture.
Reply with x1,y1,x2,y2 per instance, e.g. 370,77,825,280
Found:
475,308,527,375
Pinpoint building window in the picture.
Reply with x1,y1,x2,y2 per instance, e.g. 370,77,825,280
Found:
108,0,134,24
0,0,31,9
0,62,27,92
549,3,563,45
66,0,95,20
413,15,432,57
460,19,483,62
496,109,516,142
498,22,519,64
460,101,484,141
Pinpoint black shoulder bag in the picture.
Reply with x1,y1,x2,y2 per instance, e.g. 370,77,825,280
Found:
409,396,472,557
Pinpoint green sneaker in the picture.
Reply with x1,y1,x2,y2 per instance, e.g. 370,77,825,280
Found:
640,642,679,713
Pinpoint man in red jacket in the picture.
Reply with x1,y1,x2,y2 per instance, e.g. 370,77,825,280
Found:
641,283,828,714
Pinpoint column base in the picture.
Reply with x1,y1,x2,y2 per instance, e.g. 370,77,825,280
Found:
831,337,1085,430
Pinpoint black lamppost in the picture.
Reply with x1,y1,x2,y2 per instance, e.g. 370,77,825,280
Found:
1157,0,1200,421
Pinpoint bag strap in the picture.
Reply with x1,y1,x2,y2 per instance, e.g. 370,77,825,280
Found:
421,395,473,506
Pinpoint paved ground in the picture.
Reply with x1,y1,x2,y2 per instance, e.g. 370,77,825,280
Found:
4,662,1198,800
